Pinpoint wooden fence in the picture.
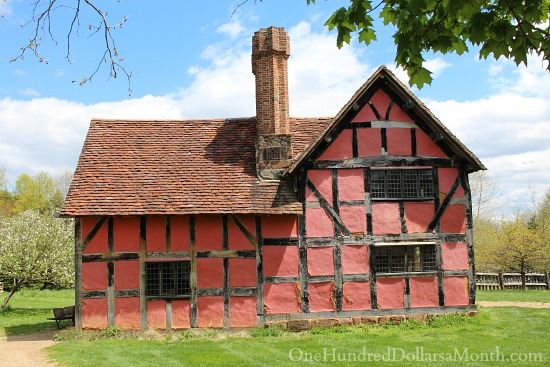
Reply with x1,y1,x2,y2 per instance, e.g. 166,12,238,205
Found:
476,272,550,290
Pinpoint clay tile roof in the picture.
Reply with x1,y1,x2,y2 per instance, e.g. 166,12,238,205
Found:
60,117,331,217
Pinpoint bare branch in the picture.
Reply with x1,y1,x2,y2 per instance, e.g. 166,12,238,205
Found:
10,0,132,95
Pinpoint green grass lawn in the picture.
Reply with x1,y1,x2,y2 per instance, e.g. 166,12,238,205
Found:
0,288,74,337
47,308,550,367
2,288,549,366
476,289,550,303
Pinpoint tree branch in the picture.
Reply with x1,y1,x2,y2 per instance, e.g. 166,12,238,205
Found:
10,0,133,95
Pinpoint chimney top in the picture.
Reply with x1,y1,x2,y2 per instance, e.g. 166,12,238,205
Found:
251,27,292,180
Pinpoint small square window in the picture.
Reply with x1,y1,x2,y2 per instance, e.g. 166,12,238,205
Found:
370,169,433,199
374,245,437,273
146,261,190,297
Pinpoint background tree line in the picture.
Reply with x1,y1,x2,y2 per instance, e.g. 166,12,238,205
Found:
0,168,74,308
472,172,550,275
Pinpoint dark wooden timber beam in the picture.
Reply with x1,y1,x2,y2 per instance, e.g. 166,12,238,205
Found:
228,214,258,251
82,217,107,251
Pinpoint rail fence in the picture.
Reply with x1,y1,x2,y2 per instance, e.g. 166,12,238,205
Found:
476,272,550,290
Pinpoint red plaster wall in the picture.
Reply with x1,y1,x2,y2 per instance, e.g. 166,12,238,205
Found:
439,168,464,197
309,282,336,312
198,296,224,328
338,169,365,201
229,258,257,287
114,217,140,252
146,216,165,252
405,203,434,233
342,245,369,274
197,258,223,288
263,246,298,277
441,205,466,233
444,276,469,306
114,261,140,290
352,103,377,122
307,247,334,276
357,128,382,157
416,129,447,158
340,206,367,234
306,208,334,237
82,262,107,291
262,215,298,238
318,130,353,160
228,215,255,250
230,297,257,328
305,169,333,203
343,281,371,311
372,203,401,234
386,128,412,156
376,278,405,309
264,283,300,314
114,297,141,329
171,216,190,252
409,277,439,307
196,216,222,251
82,298,108,329
389,103,413,122
147,300,166,329
371,89,392,118
442,242,469,270
82,217,108,254
172,299,191,329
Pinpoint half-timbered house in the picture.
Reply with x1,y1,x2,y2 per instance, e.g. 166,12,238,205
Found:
61,27,485,330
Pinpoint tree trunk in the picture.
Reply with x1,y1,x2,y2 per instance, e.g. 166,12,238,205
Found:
520,269,526,291
1,280,21,309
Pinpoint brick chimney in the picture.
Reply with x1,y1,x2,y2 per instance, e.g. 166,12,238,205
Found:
252,27,292,180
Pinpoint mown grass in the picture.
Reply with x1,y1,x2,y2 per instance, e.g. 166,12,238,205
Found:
0,288,74,337
47,308,550,367
476,289,550,303
2,288,549,365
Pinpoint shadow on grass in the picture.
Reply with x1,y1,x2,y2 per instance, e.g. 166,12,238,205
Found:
1,306,73,339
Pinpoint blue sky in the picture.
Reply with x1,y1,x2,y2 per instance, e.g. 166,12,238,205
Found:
1,0,549,214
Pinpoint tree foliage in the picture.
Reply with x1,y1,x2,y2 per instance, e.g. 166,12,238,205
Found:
475,187,550,273
0,168,14,217
308,0,550,87
13,172,65,215
0,210,74,308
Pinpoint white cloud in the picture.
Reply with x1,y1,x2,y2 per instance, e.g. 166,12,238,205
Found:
216,18,245,38
423,58,452,78
288,21,371,116
17,88,40,97
427,60,550,210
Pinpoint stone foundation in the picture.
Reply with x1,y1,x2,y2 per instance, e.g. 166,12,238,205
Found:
265,311,477,331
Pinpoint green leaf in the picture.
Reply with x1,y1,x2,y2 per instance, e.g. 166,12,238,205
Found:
409,66,433,88
358,28,377,44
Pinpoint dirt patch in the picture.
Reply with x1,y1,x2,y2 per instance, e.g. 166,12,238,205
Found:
0,330,57,367
477,301,550,308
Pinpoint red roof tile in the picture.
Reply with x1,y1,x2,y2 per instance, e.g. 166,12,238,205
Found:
60,117,331,216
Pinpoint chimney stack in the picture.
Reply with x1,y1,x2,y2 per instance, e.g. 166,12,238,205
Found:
252,27,292,180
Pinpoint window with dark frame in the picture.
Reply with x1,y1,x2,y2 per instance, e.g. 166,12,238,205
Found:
374,245,437,273
145,261,190,297
371,169,434,199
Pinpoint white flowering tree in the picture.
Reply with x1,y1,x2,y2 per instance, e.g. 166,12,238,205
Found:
0,210,74,308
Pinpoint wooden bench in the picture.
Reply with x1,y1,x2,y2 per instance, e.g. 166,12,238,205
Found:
47,306,75,329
